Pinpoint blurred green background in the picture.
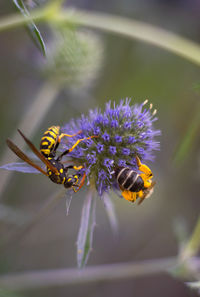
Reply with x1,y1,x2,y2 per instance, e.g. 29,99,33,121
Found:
0,0,200,296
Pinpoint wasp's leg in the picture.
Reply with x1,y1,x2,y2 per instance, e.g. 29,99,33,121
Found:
52,131,82,154
58,130,82,142
135,155,153,180
73,165,83,170
121,190,137,202
67,136,98,153
72,172,86,193
57,135,98,161
64,165,83,172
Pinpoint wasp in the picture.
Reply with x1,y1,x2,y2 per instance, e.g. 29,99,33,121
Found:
6,126,96,192
114,155,156,204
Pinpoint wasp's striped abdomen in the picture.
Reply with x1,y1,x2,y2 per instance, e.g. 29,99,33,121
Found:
115,167,144,192
40,126,60,157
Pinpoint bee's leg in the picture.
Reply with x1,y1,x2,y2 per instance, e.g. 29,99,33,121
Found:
72,172,86,193
135,155,153,180
121,190,137,202
137,190,144,198
138,197,145,205
57,136,98,161
142,179,152,188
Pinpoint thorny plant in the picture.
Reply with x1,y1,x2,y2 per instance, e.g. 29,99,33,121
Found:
1,0,200,291
1,99,160,267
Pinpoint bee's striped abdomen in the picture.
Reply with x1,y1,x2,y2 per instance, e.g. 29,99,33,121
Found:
40,126,60,157
115,167,144,193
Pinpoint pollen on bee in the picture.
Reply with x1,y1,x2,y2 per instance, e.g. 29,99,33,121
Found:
48,171,52,175
60,168,64,173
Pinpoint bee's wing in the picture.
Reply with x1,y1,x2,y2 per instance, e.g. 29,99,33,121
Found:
6,139,48,176
137,181,156,205
17,129,58,174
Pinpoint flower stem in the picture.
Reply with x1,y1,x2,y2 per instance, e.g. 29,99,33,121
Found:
58,9,200,66
0,9,45,32
0,8,200,66
180,216,200,261
0,257,177,290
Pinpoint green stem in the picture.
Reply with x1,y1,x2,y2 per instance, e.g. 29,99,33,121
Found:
180,216,200,261
0,9,45,32
58,9,200,66
0,8,200,66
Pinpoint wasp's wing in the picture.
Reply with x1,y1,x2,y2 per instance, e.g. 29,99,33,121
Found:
0,161,43,174
17,129,58,174
6,139,48,176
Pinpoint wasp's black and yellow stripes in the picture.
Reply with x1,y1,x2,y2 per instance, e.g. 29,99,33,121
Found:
46,157,81,191
40,125,60,157
7,127,96,193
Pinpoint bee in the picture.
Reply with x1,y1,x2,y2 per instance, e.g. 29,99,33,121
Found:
115,155,155,204
6,126,96,192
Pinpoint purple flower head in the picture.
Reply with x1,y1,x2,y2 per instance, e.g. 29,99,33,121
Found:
114,135,122,143
61,99,160,196
97,143,104,153
109,146,117,155
103,158,114,170
123,121,133,129
110,119,119,128
121,148,130,156
127,136,136,144
102,132,110,142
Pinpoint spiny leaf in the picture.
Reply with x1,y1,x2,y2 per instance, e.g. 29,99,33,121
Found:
12,0,46,56
65,193,73,216
77,189,96,268
102,193,118,234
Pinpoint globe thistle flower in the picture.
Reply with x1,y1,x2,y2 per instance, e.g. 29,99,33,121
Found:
61,98,160,197
1,98,160,268
43,27,103,89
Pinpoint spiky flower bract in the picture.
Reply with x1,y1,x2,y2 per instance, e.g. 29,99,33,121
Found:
61,99,160,196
